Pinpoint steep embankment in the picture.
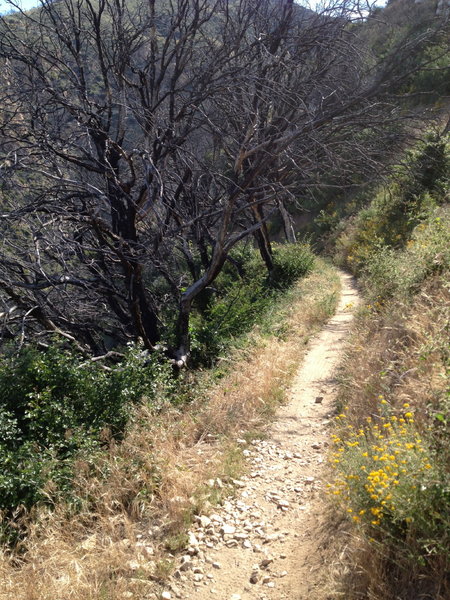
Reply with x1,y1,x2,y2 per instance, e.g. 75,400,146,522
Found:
161,272,360,600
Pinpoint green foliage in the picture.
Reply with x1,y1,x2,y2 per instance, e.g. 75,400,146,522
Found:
361,209,450,301
397,41,450,105
0,344,173,516
334,131,449,284
269,242,316,290
189,242,315,363
328,130,450,596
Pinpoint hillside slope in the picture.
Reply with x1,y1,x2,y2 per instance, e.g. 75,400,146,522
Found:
326,131,449,600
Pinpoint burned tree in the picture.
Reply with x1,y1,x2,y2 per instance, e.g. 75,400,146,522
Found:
0,0,445,359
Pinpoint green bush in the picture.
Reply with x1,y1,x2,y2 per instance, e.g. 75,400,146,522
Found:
334,132,449,276
269,243,315,290
362,207,450,301
0,343,173,515
189,242,315,363
330,398,450,573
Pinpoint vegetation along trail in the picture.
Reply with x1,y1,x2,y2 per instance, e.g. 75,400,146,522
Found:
164,272,360,600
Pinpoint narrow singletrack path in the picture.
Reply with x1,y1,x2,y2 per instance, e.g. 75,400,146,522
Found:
165,272,360,600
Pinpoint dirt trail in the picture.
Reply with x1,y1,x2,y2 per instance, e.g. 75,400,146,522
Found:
165,272,360,600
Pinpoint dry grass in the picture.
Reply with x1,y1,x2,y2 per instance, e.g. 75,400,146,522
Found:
0,261,340,600
325,274,450,600
336,275,449,430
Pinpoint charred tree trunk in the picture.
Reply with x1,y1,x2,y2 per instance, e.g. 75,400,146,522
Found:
251,203,274,273
277,200,297,244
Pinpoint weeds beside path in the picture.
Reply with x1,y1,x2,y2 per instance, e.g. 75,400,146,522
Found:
160,272,360,600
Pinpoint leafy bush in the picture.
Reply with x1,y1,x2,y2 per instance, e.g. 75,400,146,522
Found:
189,242,315,363
269,242,315,289
361,207,450,301
330,400,448,535
0,343,173,515
334,132,449,275
329,396,450,580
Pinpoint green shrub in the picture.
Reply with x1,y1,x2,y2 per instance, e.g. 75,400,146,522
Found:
334,132,449,275
0,343,173,515
269,242,315,290
189,242,315,363
362,207,450,301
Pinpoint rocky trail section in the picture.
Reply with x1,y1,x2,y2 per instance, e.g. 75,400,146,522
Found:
163,272,360,600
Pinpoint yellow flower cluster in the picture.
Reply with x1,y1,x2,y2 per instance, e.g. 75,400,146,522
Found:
328,399,435,530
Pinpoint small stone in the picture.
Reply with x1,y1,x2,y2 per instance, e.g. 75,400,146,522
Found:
210,514,223,523
304,477,315,484
262,576,272,584
212,562,221,569
220,524,236,536
196,515,212,528
170,584,182,598
263,534,280,544
267,582,275,588
260,558,273,568
230,595,242,600
250,571,259,584
161,592,172,600
311,443,321,450
315,396,324,404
